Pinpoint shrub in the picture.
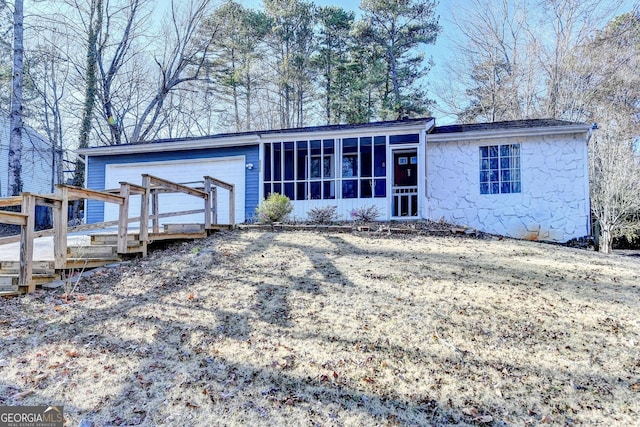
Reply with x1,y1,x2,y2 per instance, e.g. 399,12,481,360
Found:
307,205,339,224
350,205,381,223
255,193,293,224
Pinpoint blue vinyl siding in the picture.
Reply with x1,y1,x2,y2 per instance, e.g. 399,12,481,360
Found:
85,145,259,223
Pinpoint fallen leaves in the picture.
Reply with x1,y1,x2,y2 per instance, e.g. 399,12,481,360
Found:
65,350,80,358
10,389,34,400
463,407,493,423
541,414,554,423
0,230,638,426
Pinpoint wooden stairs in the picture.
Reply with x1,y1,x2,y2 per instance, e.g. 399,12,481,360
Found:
0,223,232,296
0,174,236,297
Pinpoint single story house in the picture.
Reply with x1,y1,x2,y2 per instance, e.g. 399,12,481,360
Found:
78,117,592,242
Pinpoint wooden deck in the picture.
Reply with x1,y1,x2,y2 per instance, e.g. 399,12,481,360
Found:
0,175,235,296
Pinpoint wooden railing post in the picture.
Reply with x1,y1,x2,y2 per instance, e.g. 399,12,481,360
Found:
53,186,69,270
117,183,130,254
151,189,159,233
203,176,234,226
140,175,150,243
204,177,212,229
211,187,218,225
20,194,36,293
228,185,235,227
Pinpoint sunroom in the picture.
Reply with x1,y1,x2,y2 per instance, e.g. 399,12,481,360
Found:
259,118,434,221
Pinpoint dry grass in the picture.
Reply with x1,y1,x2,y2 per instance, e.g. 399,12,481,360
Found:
1,230,639,426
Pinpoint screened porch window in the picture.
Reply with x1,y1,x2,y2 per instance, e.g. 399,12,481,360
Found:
264,139,336,200
263,136,387,200
340,136,387,199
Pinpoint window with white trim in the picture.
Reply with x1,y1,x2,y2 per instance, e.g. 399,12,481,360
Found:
479,144,521,194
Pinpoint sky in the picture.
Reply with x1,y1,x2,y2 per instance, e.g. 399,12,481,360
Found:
145,0,639,125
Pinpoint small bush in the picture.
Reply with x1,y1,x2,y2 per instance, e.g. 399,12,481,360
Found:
350,205,381,223
255,193,293,224
307,205,339,224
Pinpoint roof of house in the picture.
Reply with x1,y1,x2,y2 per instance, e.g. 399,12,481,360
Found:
0,115,50,148
142,117,434,145
78,117,591,156
78,117,435,155
427,118,591,142
431,119,585,134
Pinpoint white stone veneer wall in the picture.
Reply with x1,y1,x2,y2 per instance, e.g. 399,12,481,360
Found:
425,133,590,242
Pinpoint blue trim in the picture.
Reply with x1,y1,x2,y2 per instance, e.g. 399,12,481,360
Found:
389,133,419,144
86,145,259,223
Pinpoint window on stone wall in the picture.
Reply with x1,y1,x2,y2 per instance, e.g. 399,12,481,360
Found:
479,144,521,194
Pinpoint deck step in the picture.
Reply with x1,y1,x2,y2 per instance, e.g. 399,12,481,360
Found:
0,282,17,293
208,224,233,232
68,244,118,258
0,272,60,293
164,223,205,233
0,261,55,274
33,273,61,285
0,275,15,288
123,243,146,255
90,233,140,245
149,231,207,241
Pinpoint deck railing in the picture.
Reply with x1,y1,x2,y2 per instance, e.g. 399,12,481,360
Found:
0,175,235,294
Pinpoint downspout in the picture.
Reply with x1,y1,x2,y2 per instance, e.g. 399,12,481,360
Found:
256,133,263,203
586,123,596,246
422,119,436,219
421,125,428,219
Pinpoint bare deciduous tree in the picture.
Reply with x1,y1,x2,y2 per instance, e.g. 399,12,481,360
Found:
589,117,640,253
96,0,149,146
130,0,216,142
8,0,24,196
27,38,70,191
583,11,640,252
442,0,626,123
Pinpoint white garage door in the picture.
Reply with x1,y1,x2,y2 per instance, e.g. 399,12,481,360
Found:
104,156,245,226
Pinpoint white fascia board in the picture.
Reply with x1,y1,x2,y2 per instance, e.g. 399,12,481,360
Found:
257,120,435,142
77,134,261,156
427,124,591,143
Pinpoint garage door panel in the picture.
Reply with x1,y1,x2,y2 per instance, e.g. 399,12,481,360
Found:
104,157,244,225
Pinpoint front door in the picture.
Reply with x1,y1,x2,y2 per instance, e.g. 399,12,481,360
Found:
392,149,418,217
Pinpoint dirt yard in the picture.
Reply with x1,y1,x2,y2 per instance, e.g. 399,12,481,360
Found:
1,229,638,426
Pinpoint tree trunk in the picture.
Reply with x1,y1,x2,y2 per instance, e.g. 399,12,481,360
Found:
72,0,103,222
8,0,24,197
245,70,252,130
231,50,240,132
599,225,613,254
74,0,103,187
